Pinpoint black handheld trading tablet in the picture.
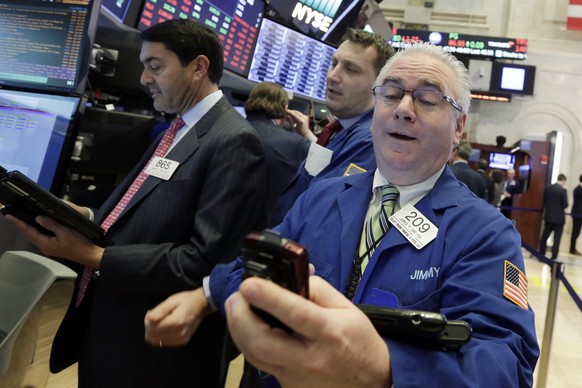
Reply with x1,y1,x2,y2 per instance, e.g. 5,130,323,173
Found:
0,167,107,247
357,304,473,350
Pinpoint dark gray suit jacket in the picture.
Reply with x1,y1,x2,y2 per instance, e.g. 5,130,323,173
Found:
50,97,268,387
572,185,582,217
543,182,568,224
450,162,487,200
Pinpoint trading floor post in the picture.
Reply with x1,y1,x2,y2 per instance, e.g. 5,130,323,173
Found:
536,260,565,388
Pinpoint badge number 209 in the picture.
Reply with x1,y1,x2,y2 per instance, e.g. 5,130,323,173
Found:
389,204,438,249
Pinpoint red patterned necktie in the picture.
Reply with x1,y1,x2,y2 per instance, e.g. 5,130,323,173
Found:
316,119,342,147
75,117,184,307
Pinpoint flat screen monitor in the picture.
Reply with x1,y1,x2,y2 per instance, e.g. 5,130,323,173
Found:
265,0,365,45
248,18,335,102
489,62,536,96
136,0,264,77
489,152,515,170
0,0,101,95
0,88,82,194
101,0,143,26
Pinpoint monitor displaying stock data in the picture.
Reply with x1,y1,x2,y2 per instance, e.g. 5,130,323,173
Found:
248,18,335,102
0,0,101,94
136,0,264,77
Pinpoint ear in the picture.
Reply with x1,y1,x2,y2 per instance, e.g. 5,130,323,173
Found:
452,112,466,145
189,55,210,80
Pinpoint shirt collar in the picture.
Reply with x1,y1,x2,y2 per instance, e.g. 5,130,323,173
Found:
180,90,223,128
372,165,446,209
337,108,373,131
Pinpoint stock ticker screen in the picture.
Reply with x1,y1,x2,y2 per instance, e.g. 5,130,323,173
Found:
0,0,99,94
137,0,264,77
390,29,528,60
248,18,335,102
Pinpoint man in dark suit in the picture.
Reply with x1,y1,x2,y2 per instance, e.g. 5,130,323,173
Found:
6,19,267,387
243,81,311,217
570,174,582,255
449,141,487,199
500,168,521,219
539,174,568,259
476,159,496,205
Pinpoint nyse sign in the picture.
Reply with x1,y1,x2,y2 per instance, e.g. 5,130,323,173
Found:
291,2,333,33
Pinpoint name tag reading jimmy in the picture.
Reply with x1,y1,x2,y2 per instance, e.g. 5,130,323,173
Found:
145,157,179,180
389,204,438,250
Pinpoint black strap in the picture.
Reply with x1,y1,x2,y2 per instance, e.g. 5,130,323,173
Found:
344,239,382,301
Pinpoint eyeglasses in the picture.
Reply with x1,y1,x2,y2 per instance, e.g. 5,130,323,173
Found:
372,85,462,112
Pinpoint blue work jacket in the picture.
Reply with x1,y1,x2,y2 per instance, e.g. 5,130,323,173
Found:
270,110,375,225
211,167,539,387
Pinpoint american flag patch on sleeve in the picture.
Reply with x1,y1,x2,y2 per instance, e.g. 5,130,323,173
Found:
503,260,528,309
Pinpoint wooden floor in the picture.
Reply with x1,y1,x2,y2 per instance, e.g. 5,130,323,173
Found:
3,249,582,388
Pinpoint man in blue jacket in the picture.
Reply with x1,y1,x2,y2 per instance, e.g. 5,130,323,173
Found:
270,28,395,225
145,42,539,387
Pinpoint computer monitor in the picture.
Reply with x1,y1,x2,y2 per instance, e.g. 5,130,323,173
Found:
101,0,144,26
489,152,516,170
265,0,365,45
0,88,83,194
135,0,264,77
248,18,336,102
0,0,101,95
490,62,536,96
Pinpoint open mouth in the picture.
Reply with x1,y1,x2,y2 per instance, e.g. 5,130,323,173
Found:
390,132,415,141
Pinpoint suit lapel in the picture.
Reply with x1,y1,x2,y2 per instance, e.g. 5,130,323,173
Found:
111,97,232,222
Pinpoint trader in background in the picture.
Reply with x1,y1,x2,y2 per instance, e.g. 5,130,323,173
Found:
6,19,267,387
570,174,582,255
476,158,497,205
500,168,521,219
244,81,311,215
539,174,568,260
144,42,539,388
449,141,487,199
271,28,395,225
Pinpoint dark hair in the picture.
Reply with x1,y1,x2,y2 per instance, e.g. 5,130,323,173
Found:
140,19,224,84
455,141,472,161
558,173,567,181
476,158,489,170
341,28,395,75
491,169,505,184
245,82,288,119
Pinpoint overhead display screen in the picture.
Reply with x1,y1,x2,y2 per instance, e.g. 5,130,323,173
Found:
0,0,100,94
265,0,365,45
137,0,264,77
248,18,335,102
390,29,528,60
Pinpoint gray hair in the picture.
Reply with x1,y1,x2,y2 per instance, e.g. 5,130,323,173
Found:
376,42,471,113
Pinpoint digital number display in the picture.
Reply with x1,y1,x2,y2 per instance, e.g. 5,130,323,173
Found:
137,0,263,77
390,29,528,60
